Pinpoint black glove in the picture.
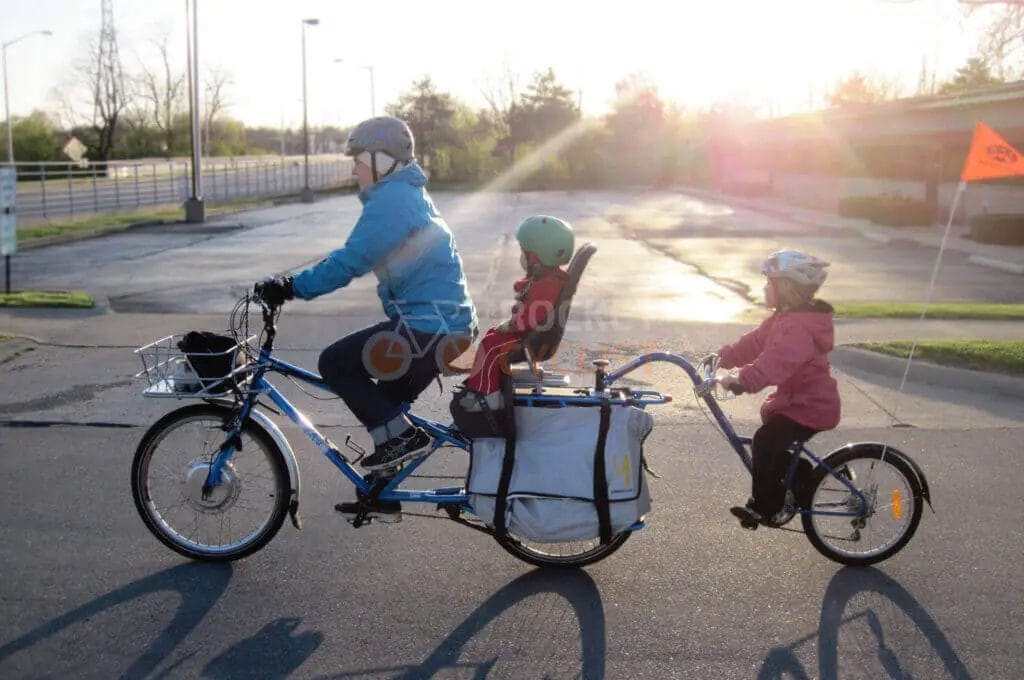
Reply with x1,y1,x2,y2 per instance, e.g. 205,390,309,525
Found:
255,276,294,306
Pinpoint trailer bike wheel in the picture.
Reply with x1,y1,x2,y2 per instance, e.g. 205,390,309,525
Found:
131,403,290,562
495,530,632,568
801,448,923,567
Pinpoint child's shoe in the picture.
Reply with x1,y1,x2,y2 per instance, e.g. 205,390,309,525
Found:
730,505,762,530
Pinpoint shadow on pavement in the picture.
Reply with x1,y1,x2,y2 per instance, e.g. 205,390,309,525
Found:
757,567,971,679
322,568,606,679
0,563,232,679
201,617,323,679
833,354,1024,423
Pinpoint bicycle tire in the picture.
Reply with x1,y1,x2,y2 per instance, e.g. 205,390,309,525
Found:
494,530,631,569
801,446,923,567
131,403,290,562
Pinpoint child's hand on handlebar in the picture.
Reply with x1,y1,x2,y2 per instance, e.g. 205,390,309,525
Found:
718,371,746,395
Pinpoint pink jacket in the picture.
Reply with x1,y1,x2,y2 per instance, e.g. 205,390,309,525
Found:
718,301,841,431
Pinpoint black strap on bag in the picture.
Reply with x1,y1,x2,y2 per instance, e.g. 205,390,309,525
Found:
592,399,613,545
492,375,518,537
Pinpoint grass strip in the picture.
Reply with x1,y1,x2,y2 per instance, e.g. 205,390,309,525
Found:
834,302,1024,320
853,340,1024,375
0,291,95,308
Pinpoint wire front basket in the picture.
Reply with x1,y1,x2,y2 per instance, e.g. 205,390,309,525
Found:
135,332,257,398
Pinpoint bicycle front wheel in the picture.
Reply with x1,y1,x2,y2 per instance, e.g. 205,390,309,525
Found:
801,447,923,567
131,403,290,562
495,531,631,568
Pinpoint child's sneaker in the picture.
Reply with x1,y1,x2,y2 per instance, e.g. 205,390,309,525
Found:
361,427,432,470
730,505,762,530
730,502,787,529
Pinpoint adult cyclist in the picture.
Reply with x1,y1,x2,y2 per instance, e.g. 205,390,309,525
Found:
257,116,476,471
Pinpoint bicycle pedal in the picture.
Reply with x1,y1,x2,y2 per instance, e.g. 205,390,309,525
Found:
334,501,402,526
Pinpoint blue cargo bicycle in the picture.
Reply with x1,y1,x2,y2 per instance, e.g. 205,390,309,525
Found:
132,289,929,568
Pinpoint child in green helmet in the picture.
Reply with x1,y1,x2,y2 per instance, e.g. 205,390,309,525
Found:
462,215,574,410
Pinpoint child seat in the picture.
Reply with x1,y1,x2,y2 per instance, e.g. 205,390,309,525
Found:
507,243,597,388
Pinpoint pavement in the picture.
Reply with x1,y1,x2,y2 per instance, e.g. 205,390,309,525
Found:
1,189,1022,678
678,185,1024,275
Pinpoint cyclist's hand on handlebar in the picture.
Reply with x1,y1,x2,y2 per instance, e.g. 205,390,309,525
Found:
254,276,294,306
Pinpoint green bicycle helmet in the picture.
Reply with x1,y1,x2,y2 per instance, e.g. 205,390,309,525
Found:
515,215,574,267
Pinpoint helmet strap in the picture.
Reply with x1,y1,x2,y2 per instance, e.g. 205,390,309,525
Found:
369,151,402,183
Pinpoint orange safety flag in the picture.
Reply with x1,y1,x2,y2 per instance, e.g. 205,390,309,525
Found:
961,122,1024,182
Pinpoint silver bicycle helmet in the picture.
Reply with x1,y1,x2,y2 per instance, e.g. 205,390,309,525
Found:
345,116,415,161
761,249,830,287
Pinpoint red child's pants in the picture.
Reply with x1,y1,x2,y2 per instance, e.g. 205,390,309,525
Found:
466,330,522,394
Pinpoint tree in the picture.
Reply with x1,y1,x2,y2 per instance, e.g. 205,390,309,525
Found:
131,34,187,157
826,71,901,107
968,2,1024,79
509,68,579,149
55,33,129,162
9,110,63,162
385,76,458,169
480,63,519,163
938,57,1005,94
604,74,671,183
203,66,232,155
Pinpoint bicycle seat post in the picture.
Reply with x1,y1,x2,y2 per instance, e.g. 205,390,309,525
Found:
593,359,609,392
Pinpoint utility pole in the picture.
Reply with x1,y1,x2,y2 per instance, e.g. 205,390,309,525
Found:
300,18,318,203
184,0,204,222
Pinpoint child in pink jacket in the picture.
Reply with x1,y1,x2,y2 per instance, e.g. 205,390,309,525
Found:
718,249,841,528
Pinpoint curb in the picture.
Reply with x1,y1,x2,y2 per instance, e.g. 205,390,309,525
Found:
19,219,169,250
832,346,1024,399
968,255,1024,275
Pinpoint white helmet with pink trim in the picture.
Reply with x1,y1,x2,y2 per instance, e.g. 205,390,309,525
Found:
761,249,829,287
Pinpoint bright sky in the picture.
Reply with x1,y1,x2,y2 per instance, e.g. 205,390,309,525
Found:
0,0,1000,129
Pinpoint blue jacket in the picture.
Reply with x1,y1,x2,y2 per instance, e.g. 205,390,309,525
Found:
291,163,476,336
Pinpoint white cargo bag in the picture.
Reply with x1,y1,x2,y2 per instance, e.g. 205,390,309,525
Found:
468,404,653,542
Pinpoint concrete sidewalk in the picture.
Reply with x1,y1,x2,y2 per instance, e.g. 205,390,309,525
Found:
678,186,1024,275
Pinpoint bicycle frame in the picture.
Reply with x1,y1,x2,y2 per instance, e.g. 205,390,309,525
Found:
201,321,867,521
203,349,474,508
604,352,869,518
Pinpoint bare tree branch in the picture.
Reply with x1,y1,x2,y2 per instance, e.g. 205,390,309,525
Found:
202,66,232,153
131,34,186,156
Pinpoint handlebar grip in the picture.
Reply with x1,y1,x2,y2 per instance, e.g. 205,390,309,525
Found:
727,382,745,395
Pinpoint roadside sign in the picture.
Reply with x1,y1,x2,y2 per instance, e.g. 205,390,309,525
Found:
63,136,87,162
1,167,16,256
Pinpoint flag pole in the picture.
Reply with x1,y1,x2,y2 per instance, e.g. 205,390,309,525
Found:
895,180,967,397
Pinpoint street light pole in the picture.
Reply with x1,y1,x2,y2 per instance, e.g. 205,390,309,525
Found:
300,18,319,203
184,0,204,222
2,29,52,163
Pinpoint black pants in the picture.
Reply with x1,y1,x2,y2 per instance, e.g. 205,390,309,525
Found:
750,415,819,516
318,320,443,430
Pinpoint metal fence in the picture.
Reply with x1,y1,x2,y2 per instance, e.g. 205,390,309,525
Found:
1,155,356,220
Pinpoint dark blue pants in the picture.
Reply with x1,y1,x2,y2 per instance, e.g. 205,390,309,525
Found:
318,320,442,430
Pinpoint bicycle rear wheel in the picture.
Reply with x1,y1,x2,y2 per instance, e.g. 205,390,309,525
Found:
495,531,631,568
801,447,923,567
131,403,290,562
